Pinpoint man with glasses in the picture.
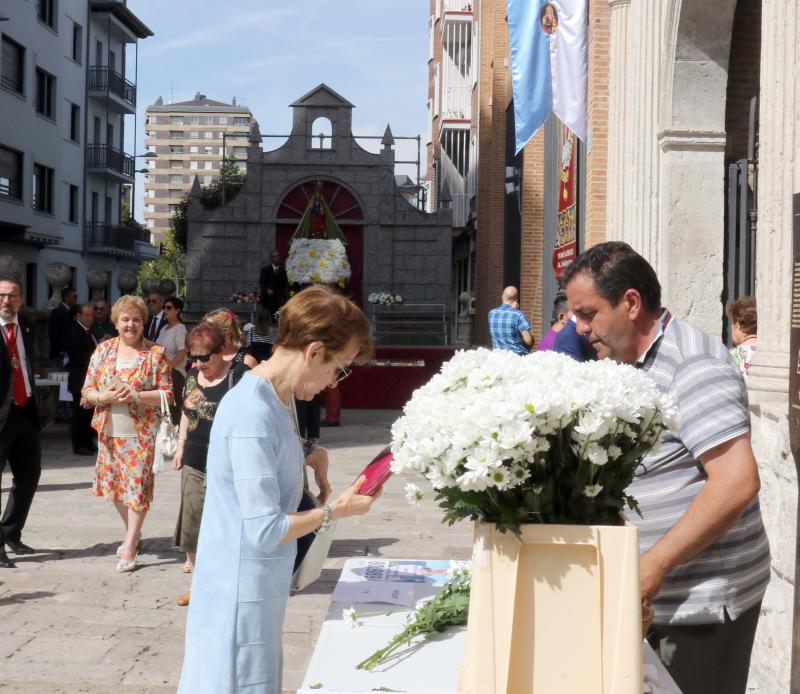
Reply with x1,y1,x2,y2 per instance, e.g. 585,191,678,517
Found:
91,299,117,342
144,292,166,342
0,276,41,568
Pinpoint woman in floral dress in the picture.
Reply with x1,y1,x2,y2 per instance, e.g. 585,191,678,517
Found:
81,295,173,572
172,322,248,606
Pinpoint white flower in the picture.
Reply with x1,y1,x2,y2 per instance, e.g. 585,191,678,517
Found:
342,607,360,628
583,484,603,498
286,239,351,285
585,444,609,467
404,483,425,508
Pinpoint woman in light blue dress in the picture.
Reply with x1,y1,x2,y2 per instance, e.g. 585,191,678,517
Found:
178,286,379,693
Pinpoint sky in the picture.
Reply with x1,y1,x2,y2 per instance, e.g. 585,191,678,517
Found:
125,0,430,222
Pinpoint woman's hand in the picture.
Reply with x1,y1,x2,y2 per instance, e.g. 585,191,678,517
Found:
330,475,380,520
116,384,140,404
99,383,128,405
172,446,184,470
305,445,332,504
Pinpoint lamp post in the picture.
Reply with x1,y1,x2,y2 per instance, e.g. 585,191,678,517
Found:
221,131,227,204
130,150,155,221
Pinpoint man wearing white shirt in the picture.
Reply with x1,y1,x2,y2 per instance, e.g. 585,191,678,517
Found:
0,276,41,568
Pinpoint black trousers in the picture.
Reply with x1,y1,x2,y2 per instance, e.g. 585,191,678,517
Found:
0,401,42,545
295,395,321,440
69,389,94,451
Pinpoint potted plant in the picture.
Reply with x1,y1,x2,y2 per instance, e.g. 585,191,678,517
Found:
390,349,676,693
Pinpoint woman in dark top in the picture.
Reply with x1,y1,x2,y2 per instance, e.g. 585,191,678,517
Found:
203,308,258,370
172,322,247,606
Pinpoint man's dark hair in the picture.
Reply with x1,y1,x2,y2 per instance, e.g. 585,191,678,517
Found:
562,241,661,312
0,275,22,293
552,292,569,322
61,286,76,299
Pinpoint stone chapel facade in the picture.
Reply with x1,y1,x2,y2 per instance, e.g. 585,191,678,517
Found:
184,84,452,320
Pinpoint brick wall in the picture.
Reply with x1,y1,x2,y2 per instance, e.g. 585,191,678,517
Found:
585,0,611,248
725,0,761,162
474,0,512,345
520,130,545,339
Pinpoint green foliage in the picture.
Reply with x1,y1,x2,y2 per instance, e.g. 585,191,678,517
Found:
138,227,186,297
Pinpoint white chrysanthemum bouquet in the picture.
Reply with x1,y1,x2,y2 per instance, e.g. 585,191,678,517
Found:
286,238,351,287
391,349,677,533
368,292,403,305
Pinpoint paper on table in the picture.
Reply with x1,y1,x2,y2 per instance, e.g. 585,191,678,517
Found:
331,558,469,607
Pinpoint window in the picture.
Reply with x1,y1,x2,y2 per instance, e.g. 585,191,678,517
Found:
1,36,25,95
189,161,198,170
168,189,181,198
170,116,184,125
35,68,56,119
219,117,228,125
169,174,182,184
234,117,249,126
190,131,199,140
203,146,213,155
0,145,23,200
233,147,247,158
69,103,80,142
190,115,199,124
147,189,155,198
37,0,56,29
68,184,78,223
170,160,182,169
190,146,198,153
168,204,179,214
204,131,213,139
204,161,213,170
32,163,54,213
169,130,183,140
95,39,103,67
169,146,183,154
202,175,212,184
71,22,82,63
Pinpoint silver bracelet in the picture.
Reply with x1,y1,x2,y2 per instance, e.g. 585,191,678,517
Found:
320,503,334,532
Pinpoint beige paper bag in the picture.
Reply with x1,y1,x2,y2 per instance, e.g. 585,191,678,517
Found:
459,521,642,694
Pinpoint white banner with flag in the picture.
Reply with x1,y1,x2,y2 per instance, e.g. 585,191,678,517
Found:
507,0,588,152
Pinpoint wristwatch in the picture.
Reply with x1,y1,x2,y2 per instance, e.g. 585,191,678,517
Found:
320,503,334,532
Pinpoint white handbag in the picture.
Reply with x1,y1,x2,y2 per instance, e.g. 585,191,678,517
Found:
153,389,178,474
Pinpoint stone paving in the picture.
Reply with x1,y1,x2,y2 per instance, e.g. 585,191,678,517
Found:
0,410,474,693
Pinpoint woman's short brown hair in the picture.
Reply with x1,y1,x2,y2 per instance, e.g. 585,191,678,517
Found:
111,295,147,324
726,296,757,336
186,322,225,354
276,285,373,363
203,308,244,347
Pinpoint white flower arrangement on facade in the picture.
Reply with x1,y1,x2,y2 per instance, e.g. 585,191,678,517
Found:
391,348,677,533
368,292,404,305
286,238,351,288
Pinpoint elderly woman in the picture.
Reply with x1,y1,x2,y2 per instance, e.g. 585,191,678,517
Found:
173,322,248,606
726,295,757,376
178,285,379,693
203,308,258,369
81,295,173,573
156,295,188,423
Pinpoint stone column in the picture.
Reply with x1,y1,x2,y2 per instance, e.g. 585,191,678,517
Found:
745,2,799,691
605,0,630,240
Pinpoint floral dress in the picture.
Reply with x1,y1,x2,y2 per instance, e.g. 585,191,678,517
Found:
82,337,173,511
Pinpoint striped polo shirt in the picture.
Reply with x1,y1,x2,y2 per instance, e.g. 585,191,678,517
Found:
632,313,771,625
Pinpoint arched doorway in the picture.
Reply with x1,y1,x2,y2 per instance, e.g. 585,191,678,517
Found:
276,180,364,304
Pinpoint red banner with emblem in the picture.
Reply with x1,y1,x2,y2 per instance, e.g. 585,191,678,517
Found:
553,125,577,278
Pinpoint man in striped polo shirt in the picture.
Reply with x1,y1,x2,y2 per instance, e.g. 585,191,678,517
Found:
563,242,770,694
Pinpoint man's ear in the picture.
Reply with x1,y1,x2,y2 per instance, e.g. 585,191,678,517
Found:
624,288,644,319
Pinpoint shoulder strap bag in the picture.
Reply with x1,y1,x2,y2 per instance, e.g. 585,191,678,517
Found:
153,389,179,474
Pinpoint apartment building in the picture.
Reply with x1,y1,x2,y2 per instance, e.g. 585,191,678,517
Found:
0,0,155,308
143,94,252,240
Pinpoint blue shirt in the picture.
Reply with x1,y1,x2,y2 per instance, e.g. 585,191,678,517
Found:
488,304,532,354
553,319,597,362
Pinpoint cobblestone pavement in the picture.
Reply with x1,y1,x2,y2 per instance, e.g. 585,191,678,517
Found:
0,410,473,693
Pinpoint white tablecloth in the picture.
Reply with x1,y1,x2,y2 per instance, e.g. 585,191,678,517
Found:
300,558,681,694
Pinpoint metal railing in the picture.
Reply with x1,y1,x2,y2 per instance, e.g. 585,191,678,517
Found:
86,145,134,178
0,178,21,200
443,0,473,12
87,67,136,107
84,222,150,252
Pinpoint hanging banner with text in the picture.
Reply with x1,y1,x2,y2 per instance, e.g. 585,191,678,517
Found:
553,124,577,278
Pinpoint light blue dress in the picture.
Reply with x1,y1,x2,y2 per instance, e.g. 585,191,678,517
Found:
178,373,303,693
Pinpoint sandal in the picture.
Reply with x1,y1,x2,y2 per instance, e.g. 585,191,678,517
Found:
116,539,143,558
116,552,138,573
183,561,192,573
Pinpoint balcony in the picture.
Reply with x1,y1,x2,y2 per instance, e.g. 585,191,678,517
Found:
84,222,154,258
442,85,472,121
443,0,473,13
0,178,21,201
86,145,134,181
87,67,137,113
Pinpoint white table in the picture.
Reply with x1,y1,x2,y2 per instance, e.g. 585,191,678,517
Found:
300,558,682,694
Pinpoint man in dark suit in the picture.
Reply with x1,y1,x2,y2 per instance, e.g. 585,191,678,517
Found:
0,275,41,568
65,304,98,456
259,250,289,317
48,286,77,361
144,292,166,342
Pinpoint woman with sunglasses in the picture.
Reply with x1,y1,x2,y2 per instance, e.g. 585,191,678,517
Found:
172,321,248,606
178,285,379,694
156,296,188,424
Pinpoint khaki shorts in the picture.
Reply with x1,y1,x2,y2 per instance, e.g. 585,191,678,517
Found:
173,465,206,553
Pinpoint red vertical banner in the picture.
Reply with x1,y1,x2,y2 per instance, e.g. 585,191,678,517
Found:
553,124,578,278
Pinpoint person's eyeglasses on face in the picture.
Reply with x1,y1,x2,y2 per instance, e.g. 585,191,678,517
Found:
188,352,214,363
329,349,352,383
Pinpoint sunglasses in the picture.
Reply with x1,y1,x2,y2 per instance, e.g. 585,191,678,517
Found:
188,352,215,363
330,350,352,383
163,305,176,311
